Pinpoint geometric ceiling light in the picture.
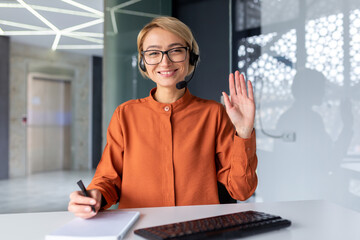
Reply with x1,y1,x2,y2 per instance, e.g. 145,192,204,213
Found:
0,3,101,18
61,0,103,17
108,0,161,34
17,0,61,50
0,0,104,54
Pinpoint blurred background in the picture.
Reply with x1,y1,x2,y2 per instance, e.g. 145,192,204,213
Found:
0,0,359,213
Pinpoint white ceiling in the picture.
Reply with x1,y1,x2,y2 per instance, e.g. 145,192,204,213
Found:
0,0,103,56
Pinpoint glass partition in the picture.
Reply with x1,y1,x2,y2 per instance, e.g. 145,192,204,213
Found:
103,0,171,145
232,0,360,211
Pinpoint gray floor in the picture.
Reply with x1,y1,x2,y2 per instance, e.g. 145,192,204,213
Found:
0,171,258,215
0,170,95,214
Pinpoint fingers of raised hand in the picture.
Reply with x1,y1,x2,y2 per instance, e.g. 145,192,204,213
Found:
230,71,251,98
222,92,233,110
229,73,236,97
234,71,244,96
239,72,248,96
247,79,254,100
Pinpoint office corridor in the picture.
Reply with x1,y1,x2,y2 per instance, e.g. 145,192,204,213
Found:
0,171,95,214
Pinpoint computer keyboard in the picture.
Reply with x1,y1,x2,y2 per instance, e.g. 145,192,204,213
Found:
134,210,291,240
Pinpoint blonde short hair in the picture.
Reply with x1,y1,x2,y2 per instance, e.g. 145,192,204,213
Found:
137,16,199,78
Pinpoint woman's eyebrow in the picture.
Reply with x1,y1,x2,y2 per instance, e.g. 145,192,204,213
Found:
145,43,185,50
168,43,185,48
145,45,161,50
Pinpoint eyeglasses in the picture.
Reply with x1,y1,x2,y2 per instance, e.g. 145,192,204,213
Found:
141,46,189,65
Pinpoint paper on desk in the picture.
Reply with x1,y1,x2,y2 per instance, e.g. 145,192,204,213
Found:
45,211,140,240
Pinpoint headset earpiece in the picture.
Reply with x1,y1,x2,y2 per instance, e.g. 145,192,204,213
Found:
189,50,199,66
139,58,146,72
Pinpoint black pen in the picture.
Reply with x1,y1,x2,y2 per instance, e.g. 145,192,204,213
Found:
77,180,96,213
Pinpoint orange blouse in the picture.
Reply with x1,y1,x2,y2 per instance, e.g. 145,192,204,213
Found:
88,88,258,209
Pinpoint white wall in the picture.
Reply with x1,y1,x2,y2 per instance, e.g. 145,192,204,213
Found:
247,0,360,211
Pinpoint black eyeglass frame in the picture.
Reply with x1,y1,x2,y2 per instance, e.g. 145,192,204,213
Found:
141,46,189,65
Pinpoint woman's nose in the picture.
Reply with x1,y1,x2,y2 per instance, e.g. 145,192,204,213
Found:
159,53,172,65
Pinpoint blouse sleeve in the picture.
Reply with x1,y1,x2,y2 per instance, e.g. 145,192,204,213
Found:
87,106,124,209
215,104,258,201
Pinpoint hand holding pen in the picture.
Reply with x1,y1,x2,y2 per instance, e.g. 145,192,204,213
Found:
68,180,102,219
77,180,96,213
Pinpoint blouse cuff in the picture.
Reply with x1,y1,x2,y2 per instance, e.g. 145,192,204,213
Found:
233,129,256,158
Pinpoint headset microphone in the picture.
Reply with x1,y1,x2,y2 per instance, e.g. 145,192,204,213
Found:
176,80,188,89
176,63,197,89
176,50,199,89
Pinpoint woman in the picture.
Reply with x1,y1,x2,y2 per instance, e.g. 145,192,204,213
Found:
68,16,257,219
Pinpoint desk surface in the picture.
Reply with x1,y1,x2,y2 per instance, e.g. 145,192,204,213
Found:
1,200,359,240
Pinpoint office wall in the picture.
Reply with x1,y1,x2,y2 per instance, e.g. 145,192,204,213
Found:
9,42,92,177
0,36,9,179
173,0,230,102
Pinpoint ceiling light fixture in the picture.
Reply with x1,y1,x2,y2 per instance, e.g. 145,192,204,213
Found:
110,0,142,34
0,20,49,31
108,0,161,34
57,45,103,49
31,5,100,18
62,18,104,33
0,1,104,53
52,33,61,50
62,33,103,44
1,31,54,36
64,32,103,38
16,0,59,33
0,30,103,44
0,3,21,8
61,0,103,17
116,9,162,18
16,0,61,50
0,3,99,18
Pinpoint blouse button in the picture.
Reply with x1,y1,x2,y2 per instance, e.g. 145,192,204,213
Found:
164,106,170,112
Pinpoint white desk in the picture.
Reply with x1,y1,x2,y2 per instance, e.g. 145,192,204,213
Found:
1,200,359,239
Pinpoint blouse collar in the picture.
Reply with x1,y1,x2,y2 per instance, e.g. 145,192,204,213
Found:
146,87,194,114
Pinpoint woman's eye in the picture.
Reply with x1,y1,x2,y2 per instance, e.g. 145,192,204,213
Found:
170,48,184,54
148,51,160,57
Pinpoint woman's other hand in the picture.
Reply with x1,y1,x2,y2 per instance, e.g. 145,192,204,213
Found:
68,189,102,219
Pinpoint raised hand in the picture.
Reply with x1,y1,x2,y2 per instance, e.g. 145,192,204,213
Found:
222,71,255,139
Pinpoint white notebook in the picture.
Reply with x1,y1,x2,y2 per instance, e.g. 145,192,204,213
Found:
45,211,140,240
